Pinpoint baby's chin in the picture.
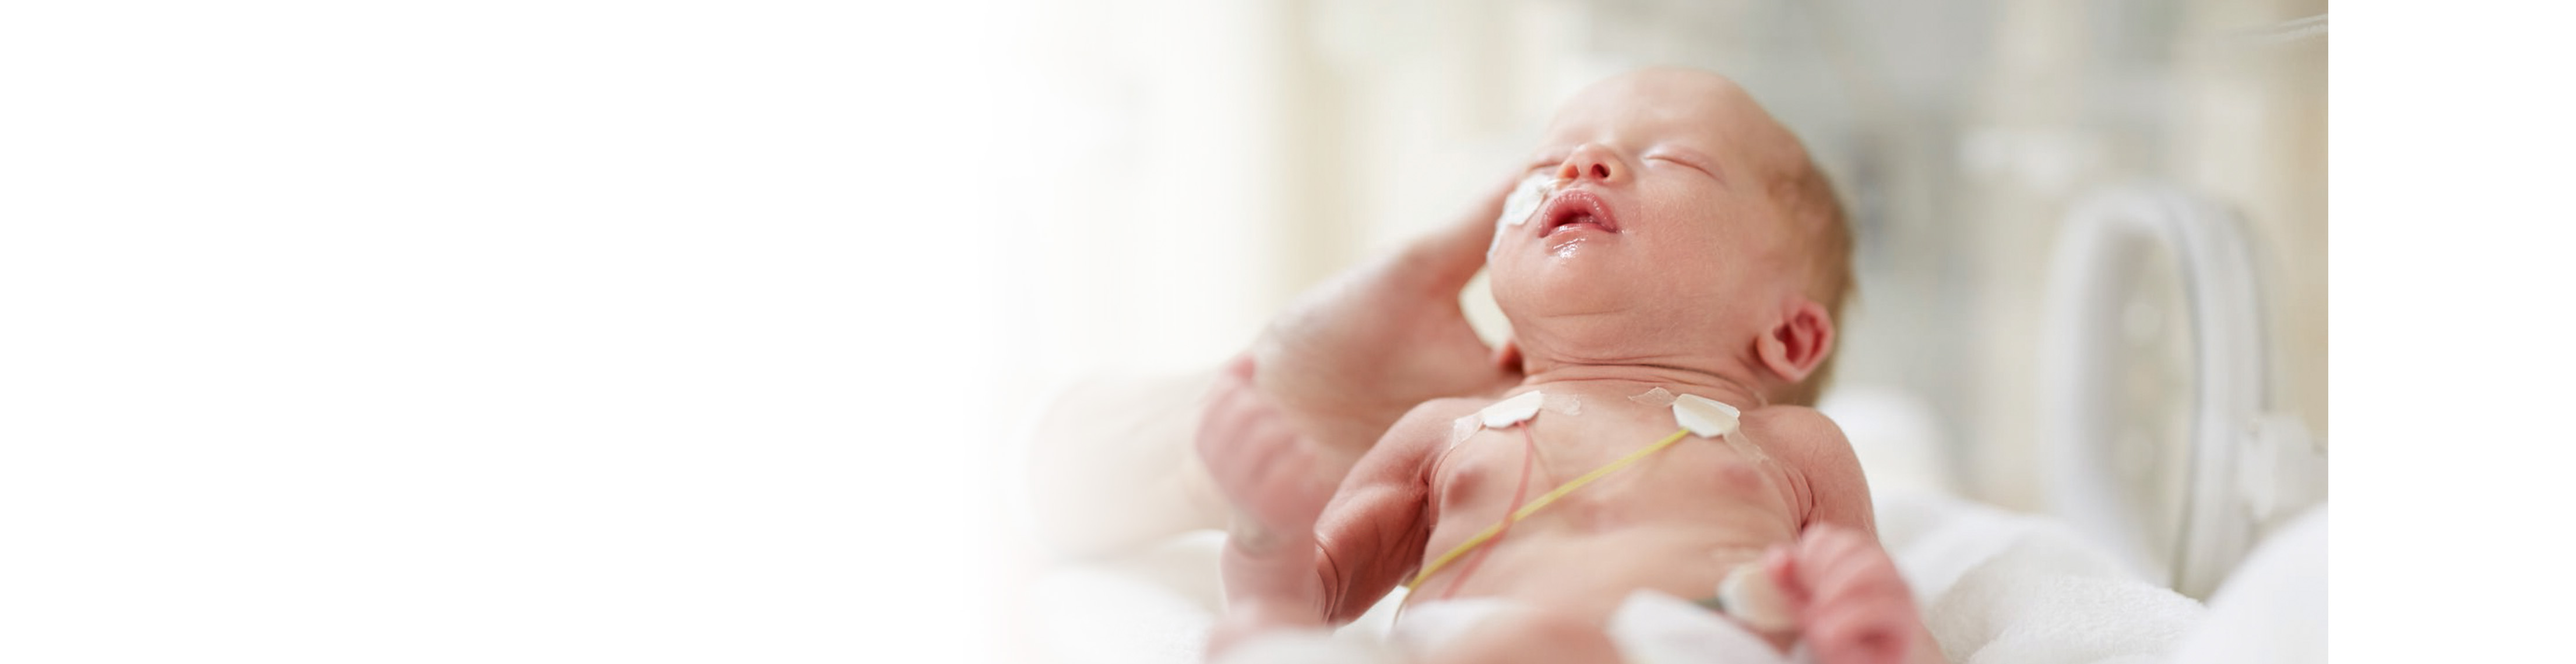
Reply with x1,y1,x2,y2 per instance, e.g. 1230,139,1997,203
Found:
1490,248,1660,310
1489,271,1658,333
1495,263,1754,338
1488,264,1591,315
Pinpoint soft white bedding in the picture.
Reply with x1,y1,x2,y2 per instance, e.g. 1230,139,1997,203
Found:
1026,489,2225,664
2163,505,2325,664
1882,490,2205,664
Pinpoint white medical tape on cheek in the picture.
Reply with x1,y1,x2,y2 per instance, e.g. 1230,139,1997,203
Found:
1498,174,1555,228
1489,174,1558,254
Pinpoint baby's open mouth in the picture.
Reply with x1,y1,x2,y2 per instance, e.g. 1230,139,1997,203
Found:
1541,189,1619,237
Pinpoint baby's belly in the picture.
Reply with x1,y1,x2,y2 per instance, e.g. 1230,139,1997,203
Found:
1408,518,1793,623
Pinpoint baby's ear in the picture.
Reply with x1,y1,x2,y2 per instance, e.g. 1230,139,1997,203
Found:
1491,338,1525,376
1756,299,1835,383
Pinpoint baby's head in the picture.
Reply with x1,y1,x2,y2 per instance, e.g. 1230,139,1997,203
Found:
1487,68,1852,406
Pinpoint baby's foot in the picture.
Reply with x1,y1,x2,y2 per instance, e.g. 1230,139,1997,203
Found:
1764,525,1922,664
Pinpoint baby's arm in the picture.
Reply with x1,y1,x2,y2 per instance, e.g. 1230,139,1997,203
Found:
1208,401,1451,652
1755,407,1948,664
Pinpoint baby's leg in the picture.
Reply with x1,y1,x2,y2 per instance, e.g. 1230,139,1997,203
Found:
1423,609,1621,664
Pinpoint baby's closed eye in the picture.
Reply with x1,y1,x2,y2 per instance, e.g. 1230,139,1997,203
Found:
1645,153,1720,181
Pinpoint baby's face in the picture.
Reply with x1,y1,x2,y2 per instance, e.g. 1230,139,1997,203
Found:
1488,70,1815,365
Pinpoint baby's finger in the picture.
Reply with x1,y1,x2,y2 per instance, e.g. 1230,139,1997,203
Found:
1806,552,1900,606
1796,525,1868,560
1807,612,1910,664
1809,594,1914,652
1759,544,1808,605
1789,529,1864,581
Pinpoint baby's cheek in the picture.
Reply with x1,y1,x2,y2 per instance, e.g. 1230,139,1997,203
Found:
1481,253,1525,299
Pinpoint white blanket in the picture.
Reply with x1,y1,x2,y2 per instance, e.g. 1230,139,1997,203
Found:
1880,490,2206,664
2163,505,2325,664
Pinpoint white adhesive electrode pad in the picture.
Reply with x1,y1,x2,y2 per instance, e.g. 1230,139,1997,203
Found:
1480,391,1547,428
1452,391,1581,444
1671,394,1741,437
1449,416,1482,445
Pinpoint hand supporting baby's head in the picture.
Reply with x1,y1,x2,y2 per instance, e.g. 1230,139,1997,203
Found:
1487,67,1853,406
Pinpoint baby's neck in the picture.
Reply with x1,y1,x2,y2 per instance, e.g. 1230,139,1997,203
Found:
1518,362,1768,411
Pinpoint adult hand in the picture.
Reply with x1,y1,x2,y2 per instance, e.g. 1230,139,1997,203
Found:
1250,175,1525,460
1040,176,1523,561
1195,355,1336,655
1196,355,1335,553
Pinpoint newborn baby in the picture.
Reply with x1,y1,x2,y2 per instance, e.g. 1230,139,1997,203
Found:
1203,68,1940,664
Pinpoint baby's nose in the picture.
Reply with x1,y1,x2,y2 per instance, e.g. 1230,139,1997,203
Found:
1558,143,1625,184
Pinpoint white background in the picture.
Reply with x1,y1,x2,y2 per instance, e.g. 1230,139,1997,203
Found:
5,2,1019,661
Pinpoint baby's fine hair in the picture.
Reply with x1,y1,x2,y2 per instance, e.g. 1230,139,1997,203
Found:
1764,151,1854,407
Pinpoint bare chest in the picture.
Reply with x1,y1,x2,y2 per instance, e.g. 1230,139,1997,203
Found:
1426,404,1804,531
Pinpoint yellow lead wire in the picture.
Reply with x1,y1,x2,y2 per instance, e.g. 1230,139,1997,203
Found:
1405,428,1695,592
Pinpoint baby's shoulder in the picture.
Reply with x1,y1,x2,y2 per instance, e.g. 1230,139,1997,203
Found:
1739,404,1855,460
1741,401,1844,443
1742,405,1879,529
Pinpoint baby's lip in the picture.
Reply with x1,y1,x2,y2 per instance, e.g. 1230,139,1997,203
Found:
1540,188,1619,236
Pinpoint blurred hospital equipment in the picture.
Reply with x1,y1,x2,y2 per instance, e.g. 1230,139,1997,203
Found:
2037,185,2327,599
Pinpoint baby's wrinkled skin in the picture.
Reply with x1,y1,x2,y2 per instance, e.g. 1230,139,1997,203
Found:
1202,69,1944,664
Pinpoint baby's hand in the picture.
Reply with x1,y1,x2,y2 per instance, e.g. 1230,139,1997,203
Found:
1764,525,1922,664
1196,355,1342,557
